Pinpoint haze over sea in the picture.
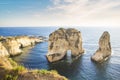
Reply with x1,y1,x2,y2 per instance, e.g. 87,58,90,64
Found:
0,27,120,80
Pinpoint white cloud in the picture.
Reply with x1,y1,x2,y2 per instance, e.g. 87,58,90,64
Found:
45,0,120,27
49,0,120,16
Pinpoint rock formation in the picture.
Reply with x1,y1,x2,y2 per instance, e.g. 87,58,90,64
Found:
46,28,84,62
91,31,111,62
2,37,22,56
0,42,9,57
0,35,44,57
0,36,5,41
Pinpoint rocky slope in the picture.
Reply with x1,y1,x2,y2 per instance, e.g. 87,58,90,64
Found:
91,31,111,62
0,57,67,80
46,28,84,62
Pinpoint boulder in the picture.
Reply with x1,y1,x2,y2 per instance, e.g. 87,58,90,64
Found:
46,28,84,62
91,31,111,62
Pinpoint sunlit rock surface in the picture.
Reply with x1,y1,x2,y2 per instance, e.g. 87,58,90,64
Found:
46,28,84,62
0,36,44,56
0,42,9,57
91,31,111,62
2,37,22,56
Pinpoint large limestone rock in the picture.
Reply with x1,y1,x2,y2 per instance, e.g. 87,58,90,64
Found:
46,28,84,62
91,31,111,62
0,42,9,57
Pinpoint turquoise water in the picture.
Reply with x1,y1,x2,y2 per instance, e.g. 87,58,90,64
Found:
0,27,120,80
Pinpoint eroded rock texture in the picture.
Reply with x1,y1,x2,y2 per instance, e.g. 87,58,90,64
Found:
2,37,22,56
0,36,44,56
46,28,84,62
0,42,9,57
91,31,111,62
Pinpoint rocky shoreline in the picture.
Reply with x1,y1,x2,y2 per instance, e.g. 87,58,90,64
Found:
0,35,44,57
0,35,68,80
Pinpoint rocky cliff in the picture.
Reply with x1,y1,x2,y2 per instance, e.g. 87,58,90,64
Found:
0,36,44,57
0,42,9,57
16,36,42,48
2,37,22,56
46,28,84,62
91,31,111,62
0,35,67,80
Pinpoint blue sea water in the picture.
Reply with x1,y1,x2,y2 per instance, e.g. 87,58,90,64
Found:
0,27,120,80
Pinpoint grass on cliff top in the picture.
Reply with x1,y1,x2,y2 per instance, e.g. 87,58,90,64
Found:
32,69,68,80
3,58,68,80
4,68,67,80
32,69,58,75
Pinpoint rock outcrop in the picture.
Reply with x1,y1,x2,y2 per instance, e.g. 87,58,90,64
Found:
2,37,22,56
0,36,44,57
0,42,9,57
0,35,68,80
91,31,111,62
16,36,42,48
46,28,84,62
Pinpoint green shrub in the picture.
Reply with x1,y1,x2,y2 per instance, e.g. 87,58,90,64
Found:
37,69,49,74
5,74,18,80
8,58,17,67
13,65,26,73
33,69,58,75
50,70,58,74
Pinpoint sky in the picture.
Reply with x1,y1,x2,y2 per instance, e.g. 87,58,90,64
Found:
0,0,120,27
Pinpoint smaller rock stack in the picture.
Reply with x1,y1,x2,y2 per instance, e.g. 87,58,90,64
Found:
91,31,111,62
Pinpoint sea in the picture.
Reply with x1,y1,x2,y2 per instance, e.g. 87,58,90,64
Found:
0,27,120,80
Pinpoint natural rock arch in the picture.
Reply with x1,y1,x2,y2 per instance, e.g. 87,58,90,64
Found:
46,28,84,62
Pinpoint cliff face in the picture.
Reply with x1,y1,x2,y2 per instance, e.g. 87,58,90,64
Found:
0,42,9,57
16,36,34,48
0,36,44,57
2,38,22,56
46,28,84,62
91,31,111,62
16,36,43,48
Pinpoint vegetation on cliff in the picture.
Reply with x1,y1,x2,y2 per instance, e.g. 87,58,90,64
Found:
0,57,68,80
